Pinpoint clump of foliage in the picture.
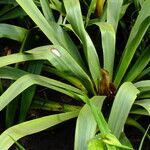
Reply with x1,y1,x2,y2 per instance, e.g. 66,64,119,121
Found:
0,0,149,149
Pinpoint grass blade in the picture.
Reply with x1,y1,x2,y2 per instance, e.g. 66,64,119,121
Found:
19,61,43,122
134,99,150,115
135,67,150,81
87,98,110,134
124,46,150,82
107,0,123,32
0,0,16,4
139,125,150,150
138,91,150,99
34,45,94,93
63,0,101,89
6,97,19,128
119,133,133,149
43,66,88,93
0,24,28,42
0,66,27,80
114,0,150,87
134,80,150,92
0,6,26,22
120,3,131,19
94,22,115,78
50,0,66,15
85,0,97,26
0,45,94,93
40,0,55,22
84,97,128,149
74,96,105,150
9,136,26,150
130,108,149,116
0,111,79,150
0,74,85,111
108,82,140,138
16,0,83,67
32,98,81,112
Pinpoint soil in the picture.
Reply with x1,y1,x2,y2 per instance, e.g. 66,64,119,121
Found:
125,126,150,150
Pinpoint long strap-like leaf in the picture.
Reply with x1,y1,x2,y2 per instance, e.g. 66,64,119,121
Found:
0,111,79,150
108,82,140,138
0,74,86,111
0,45,94,93
107,0,123,32
114,0,150,87
94,22,115,79
123,46,150,82
0,23,28,42
63,0,101,90
16,0,84,68
74,96,105,150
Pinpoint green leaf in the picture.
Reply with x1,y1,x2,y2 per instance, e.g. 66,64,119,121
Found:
124,46,150,82
107,0,124,32
0,6,26,22
50,0,65,15
63,0,101,89
119,132,133,149
19,61,43,122
0,74,85,111
135,67,150,81
85,0,97,26
0,24,28,42
32,98,81,112
87,97,110,134
94,22,115,78
108,82,140,138
134,80,150,92
5,32,32,126
43,66,88,93
0,45,94,93
139,125,150,150
9,136,25,150
138,91,150,99
114,0,150,87
40,0,55,22
120,3,131,19
0,66,27,80
0,111,79,150
74,96,105,150
134,99,150,115
6,97,19,128
130,108,149,116
0,0,16,4
16,0,84,67
101,133,132,149
133,0,145,9
40,46,94,93
88,138,105,150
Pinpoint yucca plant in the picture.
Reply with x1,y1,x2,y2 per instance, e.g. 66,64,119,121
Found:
0,0,149,149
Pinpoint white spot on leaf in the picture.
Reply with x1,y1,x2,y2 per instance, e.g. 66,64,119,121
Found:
51,48,61,57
